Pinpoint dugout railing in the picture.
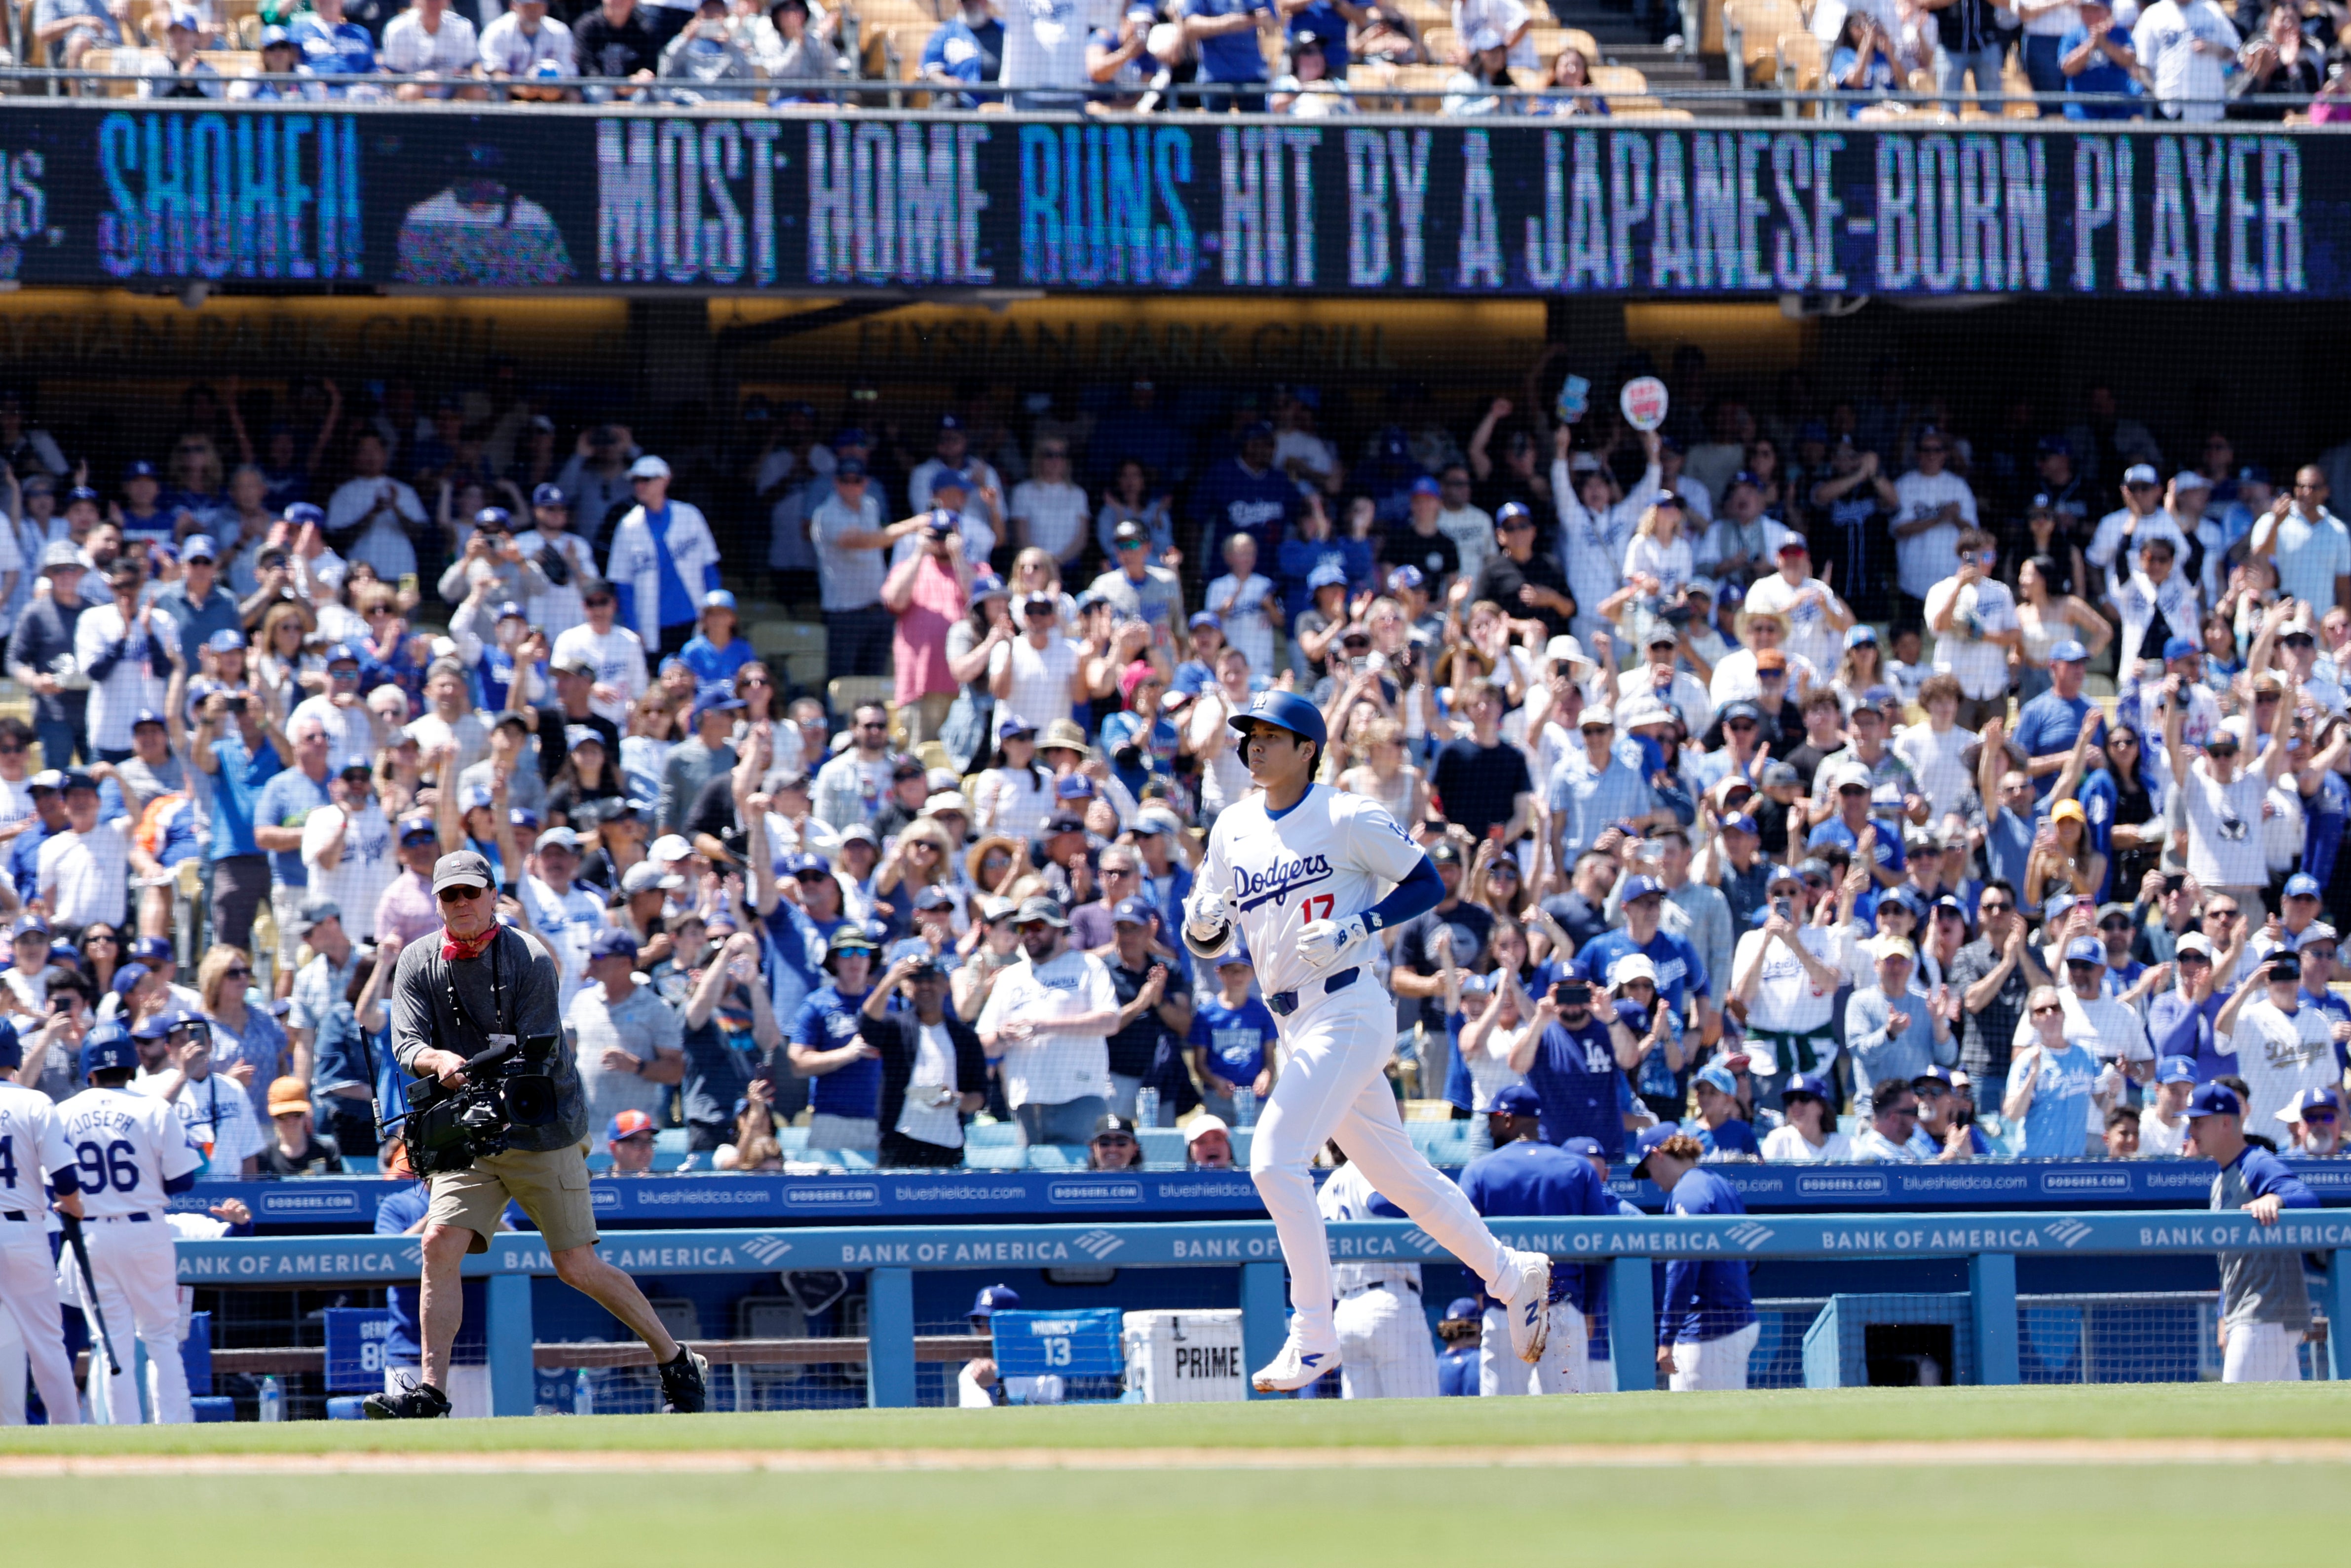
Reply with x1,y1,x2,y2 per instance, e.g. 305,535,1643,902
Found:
169,1210,2351,1414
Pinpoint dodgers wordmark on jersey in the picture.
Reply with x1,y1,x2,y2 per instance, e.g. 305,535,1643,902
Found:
1193,784,1426,997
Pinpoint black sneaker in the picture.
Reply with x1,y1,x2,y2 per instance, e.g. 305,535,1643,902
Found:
362,1381,452,1420
658,1346,711,1414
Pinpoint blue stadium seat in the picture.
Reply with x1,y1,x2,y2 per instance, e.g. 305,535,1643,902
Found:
965,1143,1026,1169
1137,1128,1186,1167
1025,1144,1091,1171
966,1121,1023,1149
775,1126,811,1151
341,1155,379,1174
654,1128,689,1154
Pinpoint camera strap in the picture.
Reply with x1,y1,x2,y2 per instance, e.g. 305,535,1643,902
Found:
444,928,517,1049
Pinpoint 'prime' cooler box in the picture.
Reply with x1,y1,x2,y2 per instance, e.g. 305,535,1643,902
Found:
1123,1310,1246,1403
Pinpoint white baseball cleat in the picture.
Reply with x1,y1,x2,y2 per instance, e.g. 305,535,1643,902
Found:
1251,1336,1341,1393
1502,1250,1553,1365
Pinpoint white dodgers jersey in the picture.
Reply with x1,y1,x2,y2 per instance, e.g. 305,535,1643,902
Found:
1198,784,1425,999
51,1087,202,1218
0,1082,74,1217
1318,1159,1422,1294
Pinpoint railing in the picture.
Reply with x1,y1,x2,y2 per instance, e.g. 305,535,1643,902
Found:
0,65,2331,119
174,1209,2351,1414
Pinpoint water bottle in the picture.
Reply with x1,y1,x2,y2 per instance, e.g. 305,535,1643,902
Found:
1234,1087,1258,1128
574,1369,594,1417
258,1376,282,1423
1134,1087,1160,1130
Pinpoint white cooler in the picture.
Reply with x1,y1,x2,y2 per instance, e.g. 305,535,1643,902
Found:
1122,1310,1248,1403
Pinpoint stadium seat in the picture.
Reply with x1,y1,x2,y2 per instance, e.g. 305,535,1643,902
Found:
1138,1127,1186,1167
965,1121,1022,1149
1722,0,1802,83
654,1128,688,1154
775,1125,811,1151
1024,1144,1091,1171
966,1142,1027,1169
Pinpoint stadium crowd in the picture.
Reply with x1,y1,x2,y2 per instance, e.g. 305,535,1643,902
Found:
32,0,2351,120
0,354,2345,1181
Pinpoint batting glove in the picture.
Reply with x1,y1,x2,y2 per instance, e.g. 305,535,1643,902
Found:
1185,888,1232,944
1297,913,1371,966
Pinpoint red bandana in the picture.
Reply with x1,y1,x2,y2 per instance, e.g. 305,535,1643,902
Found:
442,924,498,964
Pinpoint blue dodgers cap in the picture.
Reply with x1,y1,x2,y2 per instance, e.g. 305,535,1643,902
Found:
970,1284,1020,1317
1187,610,1221,631
10,915,45,939
2284,873,2323,900
913,884,957,913
325,641,362,666
2183,1082,2242,1120
474,506,512,531
588,928,641,962
1410,475,1442,497
1628,1123,1678,1172
1693,1062,1740,1098
2161,635,2202,663
2063,936,2106,965
1111,896,1155,926
1306,561,1349,591
1619,874,1666,903
110,962,152,998
1386,564,1425,593
132,708,166,730
1783,1072,1834,1102
2156,1055,2198,1085
1491,1083,1542,1119
283,501,325,529
1560,1136,1604,1158
1441,1296,1481,1324
780,851,831,878
181,534,218,562
703,589,738,612
205,628,245,653
1055,774,1095,801
2035,434,2071,457
1229,688,1327,753
691,683,747,721
1721,813,1760,836
78,1020,137,1080
122,459,157,481
1495,501,1534,529
495,600,527,623
2048,639,2088,664
533,482,569,508
1845,624,1878,648
2279,1086,2342,1124
258,21,291,43
460,784,495,811
1913,1064,1957,1090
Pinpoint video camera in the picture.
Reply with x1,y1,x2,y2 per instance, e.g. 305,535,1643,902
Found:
403,1032,565,1175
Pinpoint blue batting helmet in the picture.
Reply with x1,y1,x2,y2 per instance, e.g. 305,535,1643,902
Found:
1228,689,1327,753
79,1020,137,1081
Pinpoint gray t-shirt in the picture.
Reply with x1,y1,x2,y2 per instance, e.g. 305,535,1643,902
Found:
390,924,581,1152
569,979,685,1129
2213,1153,2313,1330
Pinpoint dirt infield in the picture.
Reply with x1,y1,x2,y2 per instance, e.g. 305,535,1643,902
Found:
6,1438,2351,1477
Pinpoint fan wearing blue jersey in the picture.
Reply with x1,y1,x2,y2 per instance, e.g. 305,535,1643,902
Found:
1629,1124,1758,1391
1181,690,1553,1393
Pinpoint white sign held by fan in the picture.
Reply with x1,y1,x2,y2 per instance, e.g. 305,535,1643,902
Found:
1620,376,1670,433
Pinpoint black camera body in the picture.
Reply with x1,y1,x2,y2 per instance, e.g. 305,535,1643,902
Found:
404,1033,564,1174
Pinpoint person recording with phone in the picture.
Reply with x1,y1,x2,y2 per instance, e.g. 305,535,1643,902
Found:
368,848,708,1419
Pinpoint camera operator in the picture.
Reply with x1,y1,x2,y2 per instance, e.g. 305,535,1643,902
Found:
366,849,708,1419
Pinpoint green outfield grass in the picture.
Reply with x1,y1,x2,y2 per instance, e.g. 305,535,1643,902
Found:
2,1382,2348,1455
3,1455,2347,1568
8,1389,2349,1567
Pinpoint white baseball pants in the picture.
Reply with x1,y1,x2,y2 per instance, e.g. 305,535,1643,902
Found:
2221,1320,2304,1384
1479,1302,1588,1395
1249,981,1517,1344
0,1221,79,1425
1668,1320,1760,1392
80,1218,191,1424
1333,1282,1439,1400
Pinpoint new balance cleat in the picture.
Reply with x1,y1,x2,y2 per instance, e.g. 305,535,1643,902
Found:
1250,1337,1340,1393
1503,1250,1554,1364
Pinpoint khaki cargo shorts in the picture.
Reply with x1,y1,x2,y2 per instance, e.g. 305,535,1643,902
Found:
427,1141,600,1254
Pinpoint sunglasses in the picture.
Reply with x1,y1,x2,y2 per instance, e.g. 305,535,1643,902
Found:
86,933,118,945
1093,1134,1136,1148
437,885,486,903
2030,1003,2062,1016
1979,901,2011,914
2308,1111,2339,1125
222,966,253,981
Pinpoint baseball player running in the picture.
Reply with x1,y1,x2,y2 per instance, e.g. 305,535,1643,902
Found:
1183,691,1551,1392
53,1020,204,1423
0,1020,80,1425
1317,1145,1438,1399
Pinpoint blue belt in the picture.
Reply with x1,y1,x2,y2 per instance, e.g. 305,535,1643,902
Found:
1266,967,1361,1017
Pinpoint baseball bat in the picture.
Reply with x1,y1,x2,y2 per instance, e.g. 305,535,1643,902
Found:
59,1213,122,1376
